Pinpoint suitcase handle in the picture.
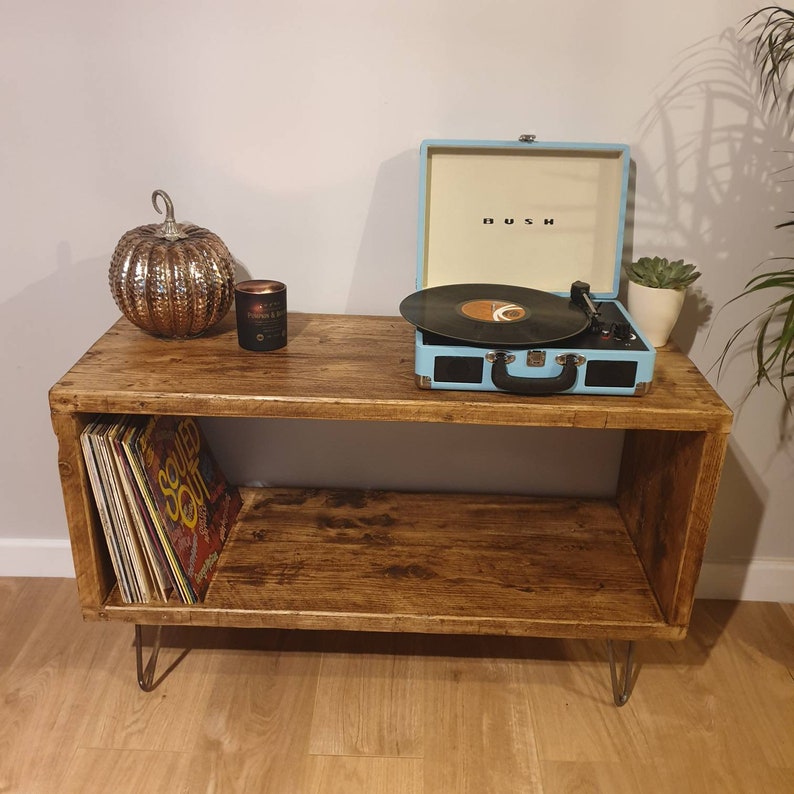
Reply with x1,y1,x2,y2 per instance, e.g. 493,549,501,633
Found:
490,351,578,394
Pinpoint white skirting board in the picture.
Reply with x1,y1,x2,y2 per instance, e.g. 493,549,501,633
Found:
0,539,791,603
0,538,75,578
695,559,794,603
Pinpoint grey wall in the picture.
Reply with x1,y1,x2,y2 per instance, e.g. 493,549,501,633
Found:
1,0,790,599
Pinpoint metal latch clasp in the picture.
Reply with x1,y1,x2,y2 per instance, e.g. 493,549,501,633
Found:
486,351,515,364
556,353,586,366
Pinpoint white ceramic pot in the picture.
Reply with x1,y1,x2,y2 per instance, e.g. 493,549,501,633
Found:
627,281,686,348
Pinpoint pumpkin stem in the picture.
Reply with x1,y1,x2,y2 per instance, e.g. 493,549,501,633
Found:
151,189,188,241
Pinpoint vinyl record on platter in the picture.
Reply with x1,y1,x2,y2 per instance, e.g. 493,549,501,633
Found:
399,283,589,345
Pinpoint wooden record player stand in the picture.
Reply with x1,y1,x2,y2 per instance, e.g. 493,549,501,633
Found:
49,312,733,705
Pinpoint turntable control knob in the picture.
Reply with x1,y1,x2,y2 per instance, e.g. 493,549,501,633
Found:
600,327,612,340
613,322,633,341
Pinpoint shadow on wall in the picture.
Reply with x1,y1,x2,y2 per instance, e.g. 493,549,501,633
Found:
630,26,794,575
0,243,120,407
703,439,767,564
0,242,120,537
346,148,421,316
632,28,792,361
201,417,626,499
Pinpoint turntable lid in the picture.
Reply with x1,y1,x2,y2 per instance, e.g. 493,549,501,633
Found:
417,139,630,299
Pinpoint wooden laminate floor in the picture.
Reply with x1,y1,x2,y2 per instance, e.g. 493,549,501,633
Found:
1,578,792,793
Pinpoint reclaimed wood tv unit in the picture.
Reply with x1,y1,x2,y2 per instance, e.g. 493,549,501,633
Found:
49,312,732,703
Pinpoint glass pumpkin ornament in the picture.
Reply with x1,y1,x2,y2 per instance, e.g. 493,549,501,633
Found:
109,190,236,338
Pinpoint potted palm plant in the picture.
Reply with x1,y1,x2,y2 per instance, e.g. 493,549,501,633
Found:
626,256,701,347
719,6,794,406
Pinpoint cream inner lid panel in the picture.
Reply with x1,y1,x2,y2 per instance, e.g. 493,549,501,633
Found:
422,147,626,294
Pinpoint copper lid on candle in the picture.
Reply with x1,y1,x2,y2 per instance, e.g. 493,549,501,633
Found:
235,280,285,294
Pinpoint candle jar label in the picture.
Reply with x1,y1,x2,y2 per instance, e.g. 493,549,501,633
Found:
234,280,287,351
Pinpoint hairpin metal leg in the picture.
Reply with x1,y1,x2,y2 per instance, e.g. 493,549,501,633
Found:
606,639,635,707
135,624,163,692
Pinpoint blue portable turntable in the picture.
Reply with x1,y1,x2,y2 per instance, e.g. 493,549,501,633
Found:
399,137,656,396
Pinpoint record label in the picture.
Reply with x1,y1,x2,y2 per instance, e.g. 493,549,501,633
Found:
459,300,527,323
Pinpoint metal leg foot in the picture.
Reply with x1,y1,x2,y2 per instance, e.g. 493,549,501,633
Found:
135,624,163,692
606,639,635,707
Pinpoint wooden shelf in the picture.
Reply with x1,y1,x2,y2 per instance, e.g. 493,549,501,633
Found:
97,487,670,640
50,313,732,432
50,313,732,643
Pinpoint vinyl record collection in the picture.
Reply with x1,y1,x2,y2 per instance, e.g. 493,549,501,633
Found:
80,414,242,604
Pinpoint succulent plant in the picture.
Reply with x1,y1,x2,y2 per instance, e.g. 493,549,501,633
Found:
626,256,701,290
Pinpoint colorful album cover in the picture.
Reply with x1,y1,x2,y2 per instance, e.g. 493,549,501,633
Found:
130,415,242,603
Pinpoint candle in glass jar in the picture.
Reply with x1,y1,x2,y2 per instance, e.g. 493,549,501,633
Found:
234,280,287,351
